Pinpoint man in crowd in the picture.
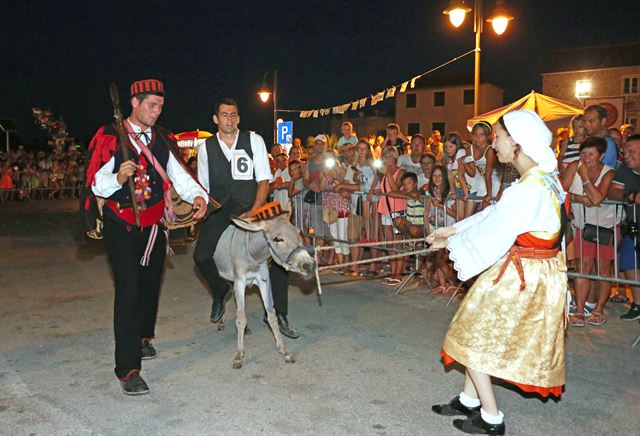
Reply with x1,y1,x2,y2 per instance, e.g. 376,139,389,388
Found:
428,129,444,161
584,104,618,168
608,134,640,322
87,79,208,394
270,152,291,210
194,98,298,339
398,133,425,177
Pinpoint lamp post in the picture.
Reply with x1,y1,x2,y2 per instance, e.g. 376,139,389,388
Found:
443,0,513,117
258,69,278,144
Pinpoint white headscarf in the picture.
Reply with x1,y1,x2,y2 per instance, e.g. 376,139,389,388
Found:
503,110,556,173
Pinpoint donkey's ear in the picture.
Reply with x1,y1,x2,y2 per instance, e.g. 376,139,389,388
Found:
231,216,264,232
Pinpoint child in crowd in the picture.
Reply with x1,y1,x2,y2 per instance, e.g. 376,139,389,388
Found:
425,165,458,296
388,172,425,238
443,132,470,221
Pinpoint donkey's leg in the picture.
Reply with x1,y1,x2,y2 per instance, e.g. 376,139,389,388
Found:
232,279,247,369
258,266,294,363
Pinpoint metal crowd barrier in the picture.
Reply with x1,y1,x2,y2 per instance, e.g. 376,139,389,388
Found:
283,188,640,292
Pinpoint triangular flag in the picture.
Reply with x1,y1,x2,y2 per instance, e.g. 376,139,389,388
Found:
410,76,419,88
400,81,408,92
333,105,342,114
342,103,351,113
358,98,367,109
351,101,359,110
299,111,308,118
371,91,384,105
386,86,397,98
312,110,319,118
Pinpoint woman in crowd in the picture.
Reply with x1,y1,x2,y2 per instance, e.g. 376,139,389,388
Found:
425,165,458,295
562,137,619,327
289,144,303,163
428,110,568,435
369,146,406,284
418,152,436,191
320,160,351,270
463,121,500,209
557,114,587,171
443,132,471,221
0,162,14,202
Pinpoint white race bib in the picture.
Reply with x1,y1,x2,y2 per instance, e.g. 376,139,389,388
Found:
231,150,254,180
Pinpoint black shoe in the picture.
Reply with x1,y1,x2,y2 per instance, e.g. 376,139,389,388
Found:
119,371,150,395
141,340,157,360
453,411,505,435
263,313,300,339
276,314,299,339
621,304,640,321
210,299,226,323
432,396,481,416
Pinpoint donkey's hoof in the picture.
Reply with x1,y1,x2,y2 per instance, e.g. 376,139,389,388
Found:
284,353,295,364
232,359,243,369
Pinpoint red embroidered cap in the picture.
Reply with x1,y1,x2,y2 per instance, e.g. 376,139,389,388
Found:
130,79,165,97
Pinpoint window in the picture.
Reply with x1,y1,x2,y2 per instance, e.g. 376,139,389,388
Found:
463,89,474,105
623,77,639,94
406,93,417,108
407,122,421,135
434,91,445,107
432,122,445,134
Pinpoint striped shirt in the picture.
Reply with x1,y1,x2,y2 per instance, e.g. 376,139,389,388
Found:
406,198,425,225
562,139,581,164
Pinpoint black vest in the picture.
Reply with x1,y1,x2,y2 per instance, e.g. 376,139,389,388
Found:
206,131,258,209
104,124,170,222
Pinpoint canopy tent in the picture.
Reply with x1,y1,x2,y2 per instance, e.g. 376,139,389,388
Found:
466,91,583,132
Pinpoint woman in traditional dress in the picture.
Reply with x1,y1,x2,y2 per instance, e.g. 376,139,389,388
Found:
427,110,568,435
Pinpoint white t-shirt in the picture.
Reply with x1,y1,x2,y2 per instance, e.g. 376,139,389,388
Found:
397,154,423,177
272,167,291,209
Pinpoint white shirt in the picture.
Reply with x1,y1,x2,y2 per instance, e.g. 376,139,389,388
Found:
271,167,291,209
197,130,271,193
448,167,562,281
397,154,423,176
91,120,207,204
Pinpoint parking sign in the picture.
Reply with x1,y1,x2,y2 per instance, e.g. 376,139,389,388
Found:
277,121,293,145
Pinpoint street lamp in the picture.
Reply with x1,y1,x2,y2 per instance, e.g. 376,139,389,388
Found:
575,80,592,99
258,70,278,143
443,0,514,116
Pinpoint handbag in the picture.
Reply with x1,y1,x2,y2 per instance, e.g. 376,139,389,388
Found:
322,207,338,224
582,223,613,245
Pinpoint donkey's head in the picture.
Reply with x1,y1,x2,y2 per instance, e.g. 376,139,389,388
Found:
232,213,316,280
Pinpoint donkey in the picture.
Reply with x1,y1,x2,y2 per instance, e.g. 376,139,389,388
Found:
214,212,316,369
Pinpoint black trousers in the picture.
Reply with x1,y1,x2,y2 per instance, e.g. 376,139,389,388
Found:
104,218,166,379
193,204,289,315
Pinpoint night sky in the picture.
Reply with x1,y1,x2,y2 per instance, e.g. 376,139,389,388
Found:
2,0,639,146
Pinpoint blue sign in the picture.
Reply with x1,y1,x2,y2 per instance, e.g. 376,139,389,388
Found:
277,121,293,145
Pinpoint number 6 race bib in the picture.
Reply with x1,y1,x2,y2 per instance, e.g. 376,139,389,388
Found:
231,150,254,180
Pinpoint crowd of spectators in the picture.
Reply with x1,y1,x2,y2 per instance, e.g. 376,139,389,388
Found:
0,144,85,202
264,112,640,328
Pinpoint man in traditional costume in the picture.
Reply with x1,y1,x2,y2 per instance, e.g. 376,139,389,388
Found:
86,79,208,395
428,110,568,435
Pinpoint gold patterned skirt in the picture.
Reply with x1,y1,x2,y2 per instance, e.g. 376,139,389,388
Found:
442,251,568,397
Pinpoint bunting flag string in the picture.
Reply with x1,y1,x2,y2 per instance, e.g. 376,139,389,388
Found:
295,48,476,118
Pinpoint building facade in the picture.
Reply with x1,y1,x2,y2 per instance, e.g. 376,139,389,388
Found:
542,43,640,128
395,72,503,139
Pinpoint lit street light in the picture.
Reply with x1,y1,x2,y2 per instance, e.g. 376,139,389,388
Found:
258,70,278,143
443,0,514,116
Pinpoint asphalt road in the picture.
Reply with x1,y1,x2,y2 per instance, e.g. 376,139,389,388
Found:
1,200,639,435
